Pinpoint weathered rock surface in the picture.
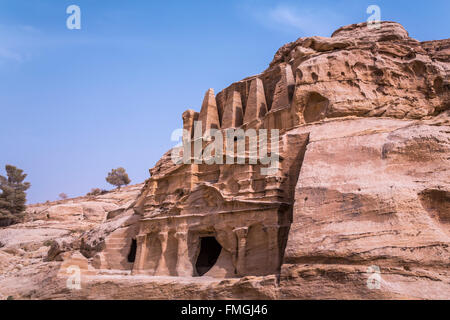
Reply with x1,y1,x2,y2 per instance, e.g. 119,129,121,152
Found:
282,117,450,299
0,22,449,300
0,184,143,298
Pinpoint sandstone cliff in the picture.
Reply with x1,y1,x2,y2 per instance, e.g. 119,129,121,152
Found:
0,22,449,300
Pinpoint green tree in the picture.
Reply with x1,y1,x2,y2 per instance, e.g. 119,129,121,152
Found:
105,167,131,190
0,165,31,226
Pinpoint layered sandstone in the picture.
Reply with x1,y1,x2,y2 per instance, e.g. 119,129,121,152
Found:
0,21,449,300
0,185,143,299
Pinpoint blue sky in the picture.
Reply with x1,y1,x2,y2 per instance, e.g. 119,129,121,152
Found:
0,0,448,203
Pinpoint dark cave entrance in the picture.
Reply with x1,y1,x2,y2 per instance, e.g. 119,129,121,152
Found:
195,237,222,276
127,238,137,263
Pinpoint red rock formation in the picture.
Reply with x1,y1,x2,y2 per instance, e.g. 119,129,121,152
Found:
1,21,449,300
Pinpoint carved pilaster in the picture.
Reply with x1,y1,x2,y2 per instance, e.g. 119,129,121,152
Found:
132,234,148,274
234,227,249,276
174,231,193,277
154,231,169,276
190,164,199,189
263,225,280,273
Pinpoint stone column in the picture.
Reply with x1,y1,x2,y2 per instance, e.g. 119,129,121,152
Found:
264,225,280,274
174,231,193,277
154,231,169,276
190,236,201,276
234,227,248,276
132,234,148,274
190,164,199,189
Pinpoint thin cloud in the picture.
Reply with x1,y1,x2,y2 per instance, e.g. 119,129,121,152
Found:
0,47,22,61
244,3,344,37
0,24,39,65
0,24,41,39
16,24,40,33
0,47,24,64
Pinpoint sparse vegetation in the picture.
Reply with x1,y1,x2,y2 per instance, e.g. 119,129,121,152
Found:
0,165,31,227
43,240,53,247
105,167,131,190
87,188,108,196
59,193,68,200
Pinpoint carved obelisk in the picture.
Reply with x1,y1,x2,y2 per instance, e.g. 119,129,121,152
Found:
198,88,220,133
222,91,244,128
244,78,268,124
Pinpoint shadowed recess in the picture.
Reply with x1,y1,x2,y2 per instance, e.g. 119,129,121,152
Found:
195,237,222,276
127,238,137,263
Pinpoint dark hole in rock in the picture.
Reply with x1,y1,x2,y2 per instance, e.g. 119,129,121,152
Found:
0,218,14,227
405,52,416,60
372,69,384,77
304,92,329,123
127,239,137,263
412,60,426,76
195,237,222,276
175,188,186,198
419,189,450,224
434,77,444,95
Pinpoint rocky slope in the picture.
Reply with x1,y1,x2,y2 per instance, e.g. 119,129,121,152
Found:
0,21,449,300
0,184,143,300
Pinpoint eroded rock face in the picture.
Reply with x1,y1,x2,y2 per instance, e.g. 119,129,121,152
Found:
282,118,450,299
127,21,449,288
132,130,309,278
266,22,449,122
0,184,143,299
1,21,449,300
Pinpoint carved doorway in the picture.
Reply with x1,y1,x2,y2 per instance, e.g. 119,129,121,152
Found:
195,237,222,276
127,238,137,263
